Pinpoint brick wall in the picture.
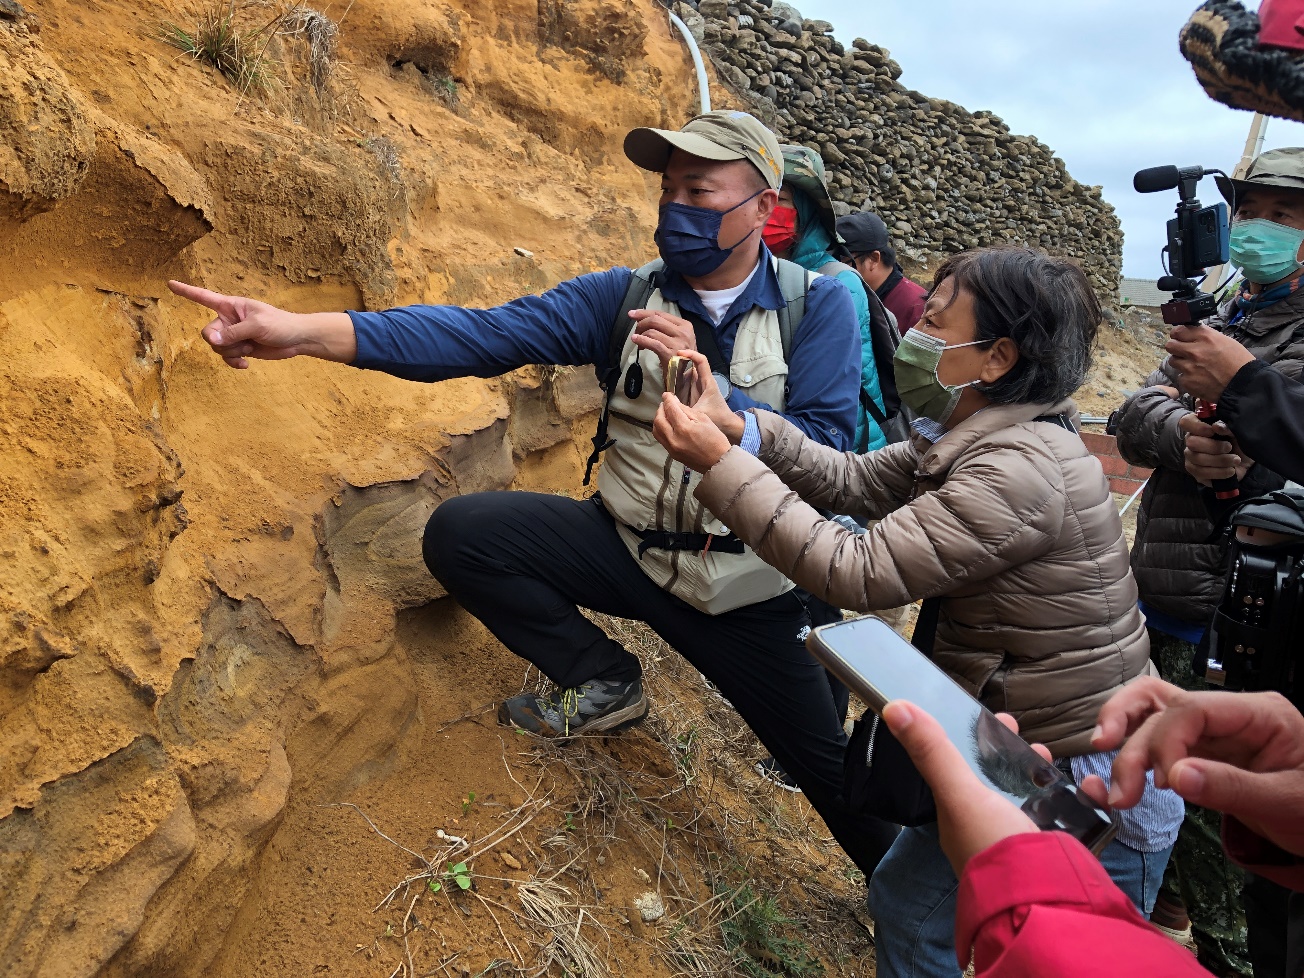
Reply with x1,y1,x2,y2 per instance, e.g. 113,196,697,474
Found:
1082,431,1153,496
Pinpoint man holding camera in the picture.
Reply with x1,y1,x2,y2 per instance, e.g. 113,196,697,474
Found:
1114,147,1304,975
167,111,901,879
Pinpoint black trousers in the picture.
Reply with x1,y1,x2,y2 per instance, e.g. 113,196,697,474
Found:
1246,872,1304,978
423,491,898,876
804,593,851,724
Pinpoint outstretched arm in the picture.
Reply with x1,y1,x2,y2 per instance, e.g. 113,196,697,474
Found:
168,281,358,368
688,438,1062,612
169,268,635,380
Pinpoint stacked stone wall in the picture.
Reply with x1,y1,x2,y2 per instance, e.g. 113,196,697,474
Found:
677,0,1123,307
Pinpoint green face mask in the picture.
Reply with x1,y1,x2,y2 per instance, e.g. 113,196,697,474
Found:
892,327,986,425
1229,218,1304,285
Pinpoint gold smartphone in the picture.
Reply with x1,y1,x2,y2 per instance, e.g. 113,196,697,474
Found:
665,355,694,402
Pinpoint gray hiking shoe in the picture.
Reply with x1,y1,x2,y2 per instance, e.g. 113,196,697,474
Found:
497,678,649,737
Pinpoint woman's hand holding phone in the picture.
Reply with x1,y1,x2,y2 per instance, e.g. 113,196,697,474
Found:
883,701,1051,876
653,350,745,472
677,350,743,441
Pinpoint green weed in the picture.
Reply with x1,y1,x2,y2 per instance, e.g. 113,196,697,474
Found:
428,860,473,895
717,881,824,978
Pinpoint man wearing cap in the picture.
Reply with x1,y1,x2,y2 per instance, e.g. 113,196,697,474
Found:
167,111,897,877
837,211,928,336
1112,146,1304,977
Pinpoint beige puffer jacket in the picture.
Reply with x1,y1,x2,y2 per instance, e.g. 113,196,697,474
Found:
696,399,1152,757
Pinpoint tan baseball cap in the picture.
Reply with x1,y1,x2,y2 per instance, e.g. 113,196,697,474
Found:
624,111,784,190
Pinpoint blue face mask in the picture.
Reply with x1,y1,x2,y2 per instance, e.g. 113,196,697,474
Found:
654,190,764,278
1229,218,1304,285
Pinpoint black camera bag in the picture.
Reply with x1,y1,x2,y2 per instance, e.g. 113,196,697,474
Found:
1206,488,1304,708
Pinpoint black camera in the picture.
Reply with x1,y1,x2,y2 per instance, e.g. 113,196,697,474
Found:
1206,490,1304,712
1133,164,1231,325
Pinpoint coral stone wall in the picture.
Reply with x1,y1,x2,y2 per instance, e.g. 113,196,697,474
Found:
678,0,1124,304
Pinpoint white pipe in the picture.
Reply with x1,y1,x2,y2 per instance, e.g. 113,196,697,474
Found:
1119,478,1148,517
668,10,711,115
1247,113,1269,167
1202,113,1270,291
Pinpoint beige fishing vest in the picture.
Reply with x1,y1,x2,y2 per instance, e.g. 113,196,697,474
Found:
597,261,810,614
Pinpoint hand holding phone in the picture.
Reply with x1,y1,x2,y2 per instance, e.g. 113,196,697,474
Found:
808,616,1117,854
881,700,1043,876
665,354,695,403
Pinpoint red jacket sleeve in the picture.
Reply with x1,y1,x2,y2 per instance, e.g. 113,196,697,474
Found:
1223,816,1304,891
956,833,1207,978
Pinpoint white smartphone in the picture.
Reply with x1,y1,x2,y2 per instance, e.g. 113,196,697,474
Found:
808,615,1118,854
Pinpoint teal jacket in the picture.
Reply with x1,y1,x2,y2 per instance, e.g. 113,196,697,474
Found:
789,194,887,452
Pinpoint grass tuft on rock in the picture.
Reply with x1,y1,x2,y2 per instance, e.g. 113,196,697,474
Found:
161,1,280,95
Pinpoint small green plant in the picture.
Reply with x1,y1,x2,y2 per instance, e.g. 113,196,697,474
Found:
447,860,472,890
461,790,476,816
161,0,279,95
717,882,823,978
562,811,576,833
434,74,458,103
428,861,473,895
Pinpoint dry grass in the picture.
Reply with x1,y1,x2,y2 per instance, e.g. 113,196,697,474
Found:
337,612,876,977
161,1,282,95
161,0,354,117
280,4,337,95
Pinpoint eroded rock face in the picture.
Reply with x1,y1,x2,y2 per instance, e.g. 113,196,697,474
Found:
0,738,196,978
0,25,95,223
0,1,687,974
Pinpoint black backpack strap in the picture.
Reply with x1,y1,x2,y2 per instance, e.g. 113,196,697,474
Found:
911,596,942,656
1032,413,1080,434
684,312,729,375
859,388,888,425
584,261,661,485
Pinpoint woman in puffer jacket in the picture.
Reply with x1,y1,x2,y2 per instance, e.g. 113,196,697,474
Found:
651,247,1183,978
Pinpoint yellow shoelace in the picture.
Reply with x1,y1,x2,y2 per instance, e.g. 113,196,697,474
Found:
559,686,583,736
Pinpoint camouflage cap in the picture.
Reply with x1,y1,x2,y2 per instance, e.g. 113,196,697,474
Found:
1217,147,1304,207
624,110,784,190
780,144,837,238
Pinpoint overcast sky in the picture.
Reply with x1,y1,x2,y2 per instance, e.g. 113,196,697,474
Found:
793,0,1304,278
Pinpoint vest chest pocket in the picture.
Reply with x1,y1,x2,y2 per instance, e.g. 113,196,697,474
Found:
729,355,789,412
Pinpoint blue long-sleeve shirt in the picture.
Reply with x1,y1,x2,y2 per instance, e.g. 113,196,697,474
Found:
348,255,861,449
